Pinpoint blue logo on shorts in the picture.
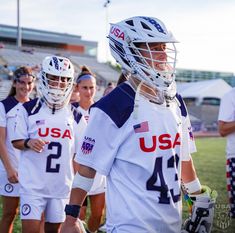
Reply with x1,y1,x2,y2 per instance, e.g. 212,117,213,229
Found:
22,204,31,216
4,183,14,193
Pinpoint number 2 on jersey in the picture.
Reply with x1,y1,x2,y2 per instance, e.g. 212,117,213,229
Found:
46,142,61,173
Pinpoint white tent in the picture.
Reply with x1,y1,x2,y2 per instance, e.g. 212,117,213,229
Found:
177,79,232,105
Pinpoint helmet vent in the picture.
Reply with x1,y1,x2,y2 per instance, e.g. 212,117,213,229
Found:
125,20,134,26
131,29,136,32
147,34,154,37
141,22,151,30
120,57,130,67
49,61,53,66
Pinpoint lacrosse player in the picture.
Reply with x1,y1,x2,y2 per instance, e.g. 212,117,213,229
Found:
72,66,106,233
61,16,216,233
0,66,35,233
11,56,86,233
218,89,235,219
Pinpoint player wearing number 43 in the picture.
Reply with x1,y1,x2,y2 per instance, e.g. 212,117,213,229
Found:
61,16,217,233
11,56,87,233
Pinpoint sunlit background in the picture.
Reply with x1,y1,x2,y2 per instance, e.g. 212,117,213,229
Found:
0,0,234,72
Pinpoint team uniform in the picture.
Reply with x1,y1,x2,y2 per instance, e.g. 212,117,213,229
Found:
72,102,106,195
0,96,22,196
218,88,235,217
12,98,86,222
75,82,196,233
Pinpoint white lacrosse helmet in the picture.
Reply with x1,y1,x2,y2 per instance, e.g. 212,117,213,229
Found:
37,56,74,111
108,16,178,93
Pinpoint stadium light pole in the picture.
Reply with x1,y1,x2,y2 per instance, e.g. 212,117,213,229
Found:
17,0,22,48
104,0,111,61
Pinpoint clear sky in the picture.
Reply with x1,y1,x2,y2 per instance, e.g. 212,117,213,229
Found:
0,0,235,73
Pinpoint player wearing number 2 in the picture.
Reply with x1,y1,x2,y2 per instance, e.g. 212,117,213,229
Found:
61,16,216,233
11,56,86,233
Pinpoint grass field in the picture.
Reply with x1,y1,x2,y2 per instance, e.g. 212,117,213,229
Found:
0,137,234,232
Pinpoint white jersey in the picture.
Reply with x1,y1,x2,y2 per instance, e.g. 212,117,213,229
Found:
218,88,235,158
72,102,106,195
71,103,89,123
12,98,87,198
0,96,22,172
75,82,196,233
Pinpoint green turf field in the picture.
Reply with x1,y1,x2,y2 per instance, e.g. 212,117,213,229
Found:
0,137,234,232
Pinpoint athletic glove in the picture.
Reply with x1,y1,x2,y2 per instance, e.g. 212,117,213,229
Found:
182,185,217,233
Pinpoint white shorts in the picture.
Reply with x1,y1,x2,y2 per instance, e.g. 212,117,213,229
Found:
20,194,69,223
0,171,20,197
88,172,106,195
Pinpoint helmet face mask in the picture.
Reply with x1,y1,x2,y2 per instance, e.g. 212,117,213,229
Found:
37,56,75,111
130,42,177,88
109,16,178,100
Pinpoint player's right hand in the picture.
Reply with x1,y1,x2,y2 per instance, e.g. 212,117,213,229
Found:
61,216,86,233
27,138,50,153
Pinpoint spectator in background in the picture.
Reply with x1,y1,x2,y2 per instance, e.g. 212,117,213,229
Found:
0,66,35,233
0,42,5,49
218,88,235,218
70,87,80,103
103,82,115,96
72,66,106,233
102,75,127,98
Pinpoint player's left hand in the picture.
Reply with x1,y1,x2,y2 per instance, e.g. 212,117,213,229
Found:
182,185,217,233
27,138,49,153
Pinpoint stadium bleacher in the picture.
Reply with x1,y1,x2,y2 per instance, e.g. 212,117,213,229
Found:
70,55,119,83
0,79,11,100
0,48,48,67
0,46,120,101
0,47,119,80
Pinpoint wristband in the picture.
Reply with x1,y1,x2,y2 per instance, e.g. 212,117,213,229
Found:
24,138,30,149
64,204,81,218
184,178,201,194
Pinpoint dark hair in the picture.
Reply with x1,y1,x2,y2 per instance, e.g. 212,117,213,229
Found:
117,73,127,85
14,66,34,80
76,65,96,83
107,82,114,87
8,66,34,96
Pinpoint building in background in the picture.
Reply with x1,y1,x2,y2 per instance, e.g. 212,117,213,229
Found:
0,24,119,100
0,24,97,56
177,79,232,133
176,68,235,87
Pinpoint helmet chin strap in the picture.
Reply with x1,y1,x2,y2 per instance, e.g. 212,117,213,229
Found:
128,75,166,106
133,80,143,119
31,98,42,114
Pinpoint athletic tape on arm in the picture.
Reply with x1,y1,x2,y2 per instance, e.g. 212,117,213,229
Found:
72,172,94,192
184,178,201,194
